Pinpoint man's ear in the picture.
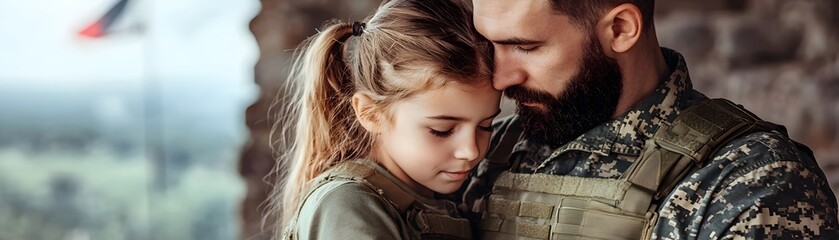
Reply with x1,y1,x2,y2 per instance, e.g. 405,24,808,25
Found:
352,93,381,133
596,3,643,54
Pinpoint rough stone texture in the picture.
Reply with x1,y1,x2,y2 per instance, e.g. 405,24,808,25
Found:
241,0,838,239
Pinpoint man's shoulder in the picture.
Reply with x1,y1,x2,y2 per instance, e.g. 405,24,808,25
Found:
705,129,817,178
654,129,839,239
669,126,823,198
671,97,815,175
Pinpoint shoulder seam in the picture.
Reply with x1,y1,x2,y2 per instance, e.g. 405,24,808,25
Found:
308,181,360,212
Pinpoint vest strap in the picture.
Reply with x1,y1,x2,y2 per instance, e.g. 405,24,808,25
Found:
495,172,626,201
414,211,473,240
483,194,650,240
623,98,785,199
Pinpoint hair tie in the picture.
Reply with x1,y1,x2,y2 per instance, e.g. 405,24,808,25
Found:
352,21,366,36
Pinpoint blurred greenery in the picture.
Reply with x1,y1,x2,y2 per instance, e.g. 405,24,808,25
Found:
0,147,244,240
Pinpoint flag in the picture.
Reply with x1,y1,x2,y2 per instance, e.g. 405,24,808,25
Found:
79,0,130,38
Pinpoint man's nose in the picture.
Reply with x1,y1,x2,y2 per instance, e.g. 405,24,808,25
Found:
492,54,526,91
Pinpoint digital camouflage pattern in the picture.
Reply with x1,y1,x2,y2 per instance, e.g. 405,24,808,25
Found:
462,48,839,239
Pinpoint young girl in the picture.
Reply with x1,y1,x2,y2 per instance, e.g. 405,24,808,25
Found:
274,0,500,239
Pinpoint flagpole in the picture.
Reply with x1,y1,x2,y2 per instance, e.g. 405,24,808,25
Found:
140,1,166,239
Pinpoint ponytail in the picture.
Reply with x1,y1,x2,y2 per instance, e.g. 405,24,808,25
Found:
275,22,374,229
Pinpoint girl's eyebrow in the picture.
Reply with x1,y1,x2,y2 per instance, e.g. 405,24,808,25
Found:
426,115,465,121
426,109,502,121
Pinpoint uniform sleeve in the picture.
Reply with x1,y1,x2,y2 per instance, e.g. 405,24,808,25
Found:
296,182,403,240
718,159,838,239
652,132,839,239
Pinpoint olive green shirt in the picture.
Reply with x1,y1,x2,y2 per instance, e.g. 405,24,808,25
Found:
289,159,464,240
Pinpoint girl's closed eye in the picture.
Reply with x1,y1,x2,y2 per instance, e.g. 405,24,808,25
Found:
429,127,454,138
515,45,538,54
430,124,492,138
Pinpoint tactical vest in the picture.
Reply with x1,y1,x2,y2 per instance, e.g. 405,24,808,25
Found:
284,160,473,240
479,99,786,239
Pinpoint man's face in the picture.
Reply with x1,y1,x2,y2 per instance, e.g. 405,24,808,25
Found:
473,0,623,146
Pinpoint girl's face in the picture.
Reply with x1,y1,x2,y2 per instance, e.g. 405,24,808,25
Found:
372,82,501,197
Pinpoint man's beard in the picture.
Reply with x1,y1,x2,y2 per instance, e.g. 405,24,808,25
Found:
504,36,623,148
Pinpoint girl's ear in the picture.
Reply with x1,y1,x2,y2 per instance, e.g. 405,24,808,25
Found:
352,93,382,133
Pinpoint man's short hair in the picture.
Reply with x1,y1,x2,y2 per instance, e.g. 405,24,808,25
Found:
549,0,655,30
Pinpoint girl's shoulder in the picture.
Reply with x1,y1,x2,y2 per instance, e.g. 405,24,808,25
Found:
301,159,398,213
295,180,406,239
304,179,394,213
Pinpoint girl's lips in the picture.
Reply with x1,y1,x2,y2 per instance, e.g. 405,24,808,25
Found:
442,170,471,181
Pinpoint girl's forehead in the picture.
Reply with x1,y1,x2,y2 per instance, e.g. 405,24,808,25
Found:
395,82,500,117
407,82,493,102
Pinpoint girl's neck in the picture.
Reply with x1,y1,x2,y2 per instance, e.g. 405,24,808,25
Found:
369,146,435,198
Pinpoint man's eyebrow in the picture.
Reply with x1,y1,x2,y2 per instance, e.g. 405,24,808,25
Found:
492,37,543,45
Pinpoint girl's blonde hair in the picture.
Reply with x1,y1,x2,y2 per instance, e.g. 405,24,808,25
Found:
270,0,492,233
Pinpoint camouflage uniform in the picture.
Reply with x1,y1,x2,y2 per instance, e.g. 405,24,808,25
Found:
461,48,839,239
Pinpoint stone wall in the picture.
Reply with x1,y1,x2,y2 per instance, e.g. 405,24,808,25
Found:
655,0,839,189
241,1,838,239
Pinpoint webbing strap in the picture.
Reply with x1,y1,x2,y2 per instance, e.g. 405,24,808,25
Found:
414,212,473,240
485,197,557,221
654,98,778,161
517,221,551,239
552,210,648,240
483,196,649,240
495,172,626,201
366,173,415,213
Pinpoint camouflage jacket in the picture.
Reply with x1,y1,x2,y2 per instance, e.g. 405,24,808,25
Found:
461,48,839,239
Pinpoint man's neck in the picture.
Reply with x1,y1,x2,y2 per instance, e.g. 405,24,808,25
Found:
613,39,669,118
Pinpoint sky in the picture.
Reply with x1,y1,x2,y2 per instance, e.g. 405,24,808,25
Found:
0,0,259,87
0,0,261,146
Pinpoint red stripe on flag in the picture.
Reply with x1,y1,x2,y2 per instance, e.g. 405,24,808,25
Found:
79,21,105,38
